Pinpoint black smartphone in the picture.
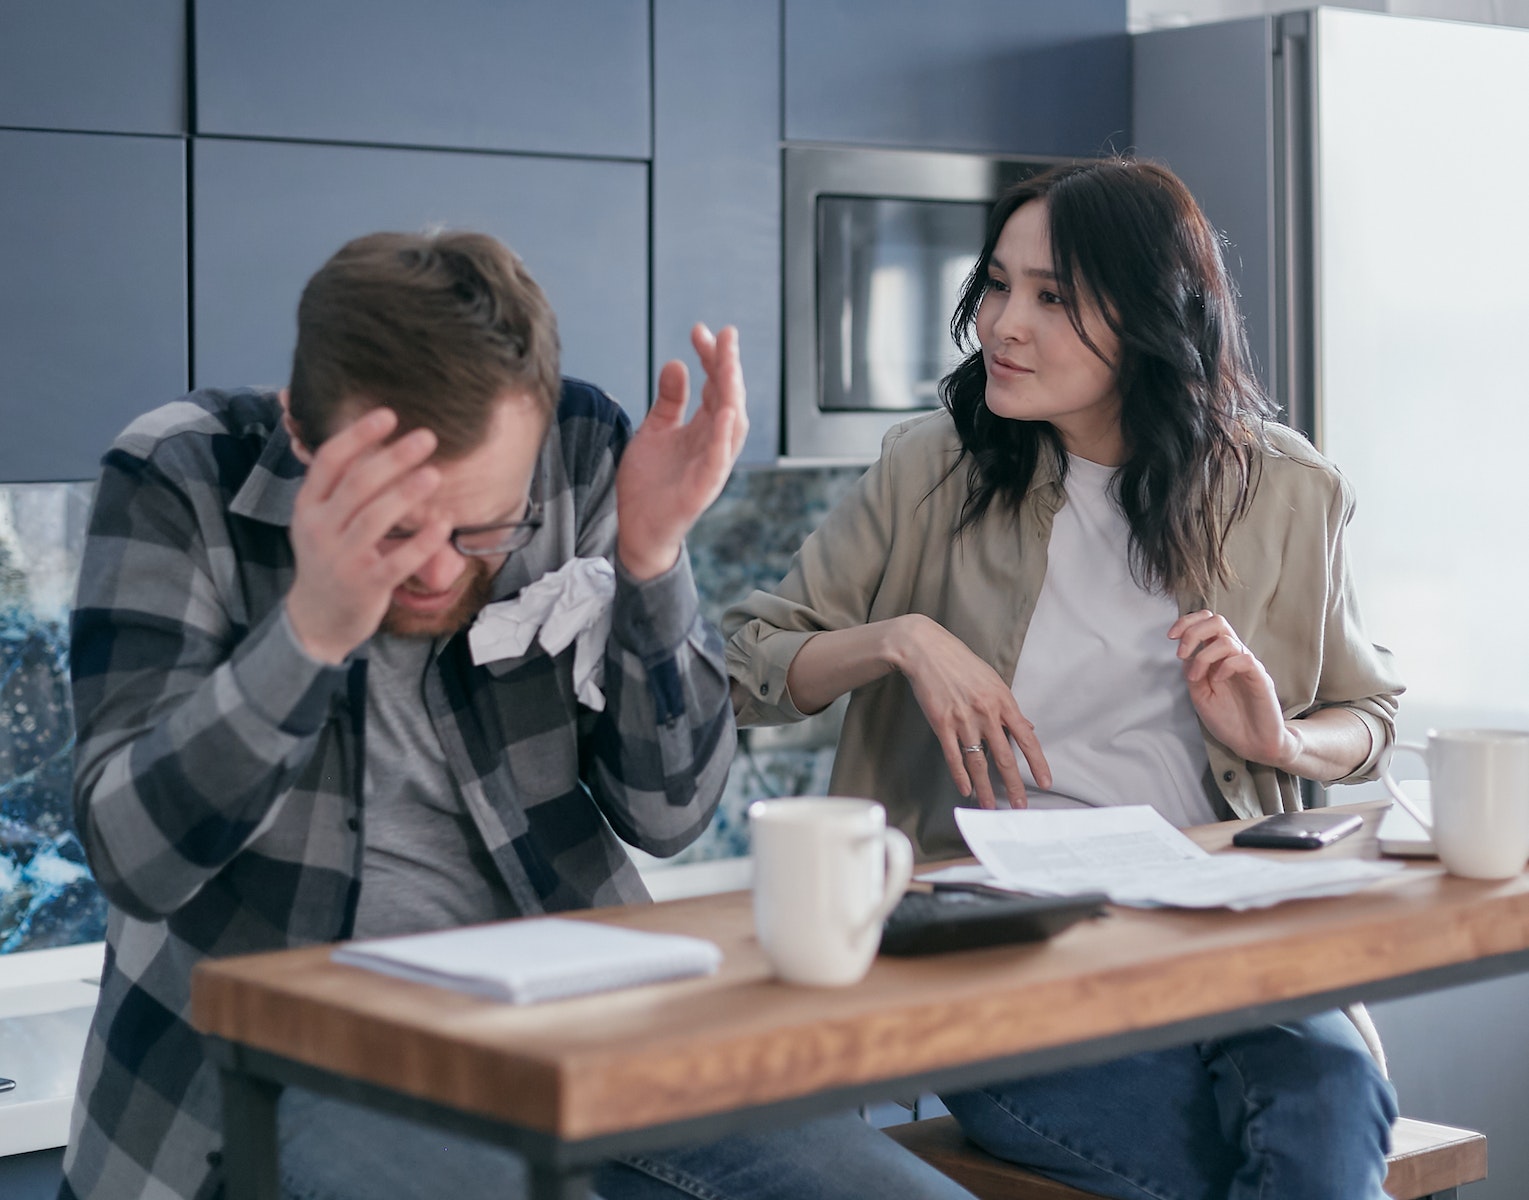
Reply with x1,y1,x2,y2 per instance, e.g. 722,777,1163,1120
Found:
1231,810,1364,850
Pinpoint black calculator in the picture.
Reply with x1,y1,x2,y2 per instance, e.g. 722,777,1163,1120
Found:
879,886,1109,956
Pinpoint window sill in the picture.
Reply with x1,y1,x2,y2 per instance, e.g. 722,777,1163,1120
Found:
0,944,103,1157
631,854,753,901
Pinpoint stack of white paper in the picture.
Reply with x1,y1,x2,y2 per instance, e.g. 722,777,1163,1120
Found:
332,918,722,1004
923,806,1405,911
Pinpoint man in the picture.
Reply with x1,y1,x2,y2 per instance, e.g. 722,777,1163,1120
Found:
60,231,972,1200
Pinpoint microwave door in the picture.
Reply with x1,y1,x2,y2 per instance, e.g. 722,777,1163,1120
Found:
816,195,985,414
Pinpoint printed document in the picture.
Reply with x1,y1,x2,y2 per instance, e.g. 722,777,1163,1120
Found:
926,806,1404,910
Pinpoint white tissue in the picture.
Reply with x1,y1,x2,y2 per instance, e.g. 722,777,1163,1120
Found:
468,557,616,710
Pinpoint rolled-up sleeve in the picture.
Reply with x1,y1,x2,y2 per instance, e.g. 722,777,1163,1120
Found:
1313,472,1404,783
723,421,910,728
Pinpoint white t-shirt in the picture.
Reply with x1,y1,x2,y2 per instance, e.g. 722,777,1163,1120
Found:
1005,454,1218,828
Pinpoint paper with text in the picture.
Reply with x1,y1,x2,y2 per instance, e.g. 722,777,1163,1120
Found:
936,806,1405,910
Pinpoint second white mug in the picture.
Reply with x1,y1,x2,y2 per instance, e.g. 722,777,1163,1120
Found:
1382,728,1529,880
749,796,914,987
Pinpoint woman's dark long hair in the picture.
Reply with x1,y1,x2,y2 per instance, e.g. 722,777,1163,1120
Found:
941,158,1275,598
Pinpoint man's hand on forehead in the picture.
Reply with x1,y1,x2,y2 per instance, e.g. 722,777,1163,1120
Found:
284,407,453,664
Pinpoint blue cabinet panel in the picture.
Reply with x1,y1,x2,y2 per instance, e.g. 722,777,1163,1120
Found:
194,0,650,158
784,0,1130,156
192,139,649,415
652,0,782,462
0,131,188,482
0,0,186,135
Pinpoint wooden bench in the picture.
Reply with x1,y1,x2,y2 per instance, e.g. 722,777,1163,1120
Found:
885,1115,1486,1200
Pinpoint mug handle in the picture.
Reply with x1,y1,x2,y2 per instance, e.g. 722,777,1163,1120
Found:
1380,741,1433,833
856,827,914,935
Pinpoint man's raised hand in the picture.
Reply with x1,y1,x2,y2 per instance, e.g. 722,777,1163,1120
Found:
615,324,748,580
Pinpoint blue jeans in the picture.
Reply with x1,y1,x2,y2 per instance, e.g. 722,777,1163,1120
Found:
940,1012,1398,1200
277,1088,976,1200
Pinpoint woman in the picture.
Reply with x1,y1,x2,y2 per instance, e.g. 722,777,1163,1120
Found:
724,160,1402,1200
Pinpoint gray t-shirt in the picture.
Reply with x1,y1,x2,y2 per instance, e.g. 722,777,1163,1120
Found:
352,634,519,939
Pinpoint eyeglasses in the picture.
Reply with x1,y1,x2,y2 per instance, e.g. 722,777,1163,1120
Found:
383,499,544,558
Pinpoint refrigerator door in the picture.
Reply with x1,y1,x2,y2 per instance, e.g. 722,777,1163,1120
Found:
1133,17,1278,399
1312,9,1529,738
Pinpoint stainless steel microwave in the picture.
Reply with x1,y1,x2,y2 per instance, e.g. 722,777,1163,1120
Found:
783,144,1058,461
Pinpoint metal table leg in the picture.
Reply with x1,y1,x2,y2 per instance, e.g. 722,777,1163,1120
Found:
220,1067,283,1200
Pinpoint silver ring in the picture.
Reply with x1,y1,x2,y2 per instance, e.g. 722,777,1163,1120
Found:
961,743,985,755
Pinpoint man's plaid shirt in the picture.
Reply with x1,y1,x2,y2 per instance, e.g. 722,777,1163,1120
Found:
60,382,735,1200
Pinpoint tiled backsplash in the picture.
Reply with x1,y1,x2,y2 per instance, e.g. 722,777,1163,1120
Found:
0,462,866,950
686,462,866,630
664,462,867,865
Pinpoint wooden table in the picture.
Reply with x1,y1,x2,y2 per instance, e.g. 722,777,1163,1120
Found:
192,801,1529,1199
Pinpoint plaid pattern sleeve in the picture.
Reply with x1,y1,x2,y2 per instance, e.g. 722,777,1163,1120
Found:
565,381,735,858
62,392,365,1200
60,381,736,1200
71,425,349,921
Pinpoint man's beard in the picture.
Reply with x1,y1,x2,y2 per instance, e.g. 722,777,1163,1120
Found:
380,559,496,639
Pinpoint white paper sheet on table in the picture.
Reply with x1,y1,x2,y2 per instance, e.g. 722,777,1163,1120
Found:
924,806,1406,911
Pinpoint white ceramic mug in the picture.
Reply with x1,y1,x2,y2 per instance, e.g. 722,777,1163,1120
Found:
1382,729,1529,880
748,797,914,987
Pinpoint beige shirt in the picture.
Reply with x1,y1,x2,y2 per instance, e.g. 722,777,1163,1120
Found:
724,411,1403,860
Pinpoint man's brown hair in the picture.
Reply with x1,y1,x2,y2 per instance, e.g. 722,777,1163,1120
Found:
287,230,560,457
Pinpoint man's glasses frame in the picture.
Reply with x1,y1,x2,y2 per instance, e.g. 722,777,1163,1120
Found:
383,497,544,558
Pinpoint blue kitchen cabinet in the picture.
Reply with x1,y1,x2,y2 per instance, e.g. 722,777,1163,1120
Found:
191,138,649,414
194,0,650,159
0,130,188,482
652,0,782,461
784,0,1130,156
0,0,185,135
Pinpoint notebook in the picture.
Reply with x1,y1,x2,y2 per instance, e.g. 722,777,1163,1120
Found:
1378,785,1436,858
332,918,723,1005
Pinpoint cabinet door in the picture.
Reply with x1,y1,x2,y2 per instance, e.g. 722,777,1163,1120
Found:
784,0,1129,156
0,130,188,482
652,0,781,462
194,0,650,158
192,139,649,415
0,0,185,135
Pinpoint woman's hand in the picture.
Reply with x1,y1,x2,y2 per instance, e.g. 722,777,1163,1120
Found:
1168,610,1299,771
895,616,1052,809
